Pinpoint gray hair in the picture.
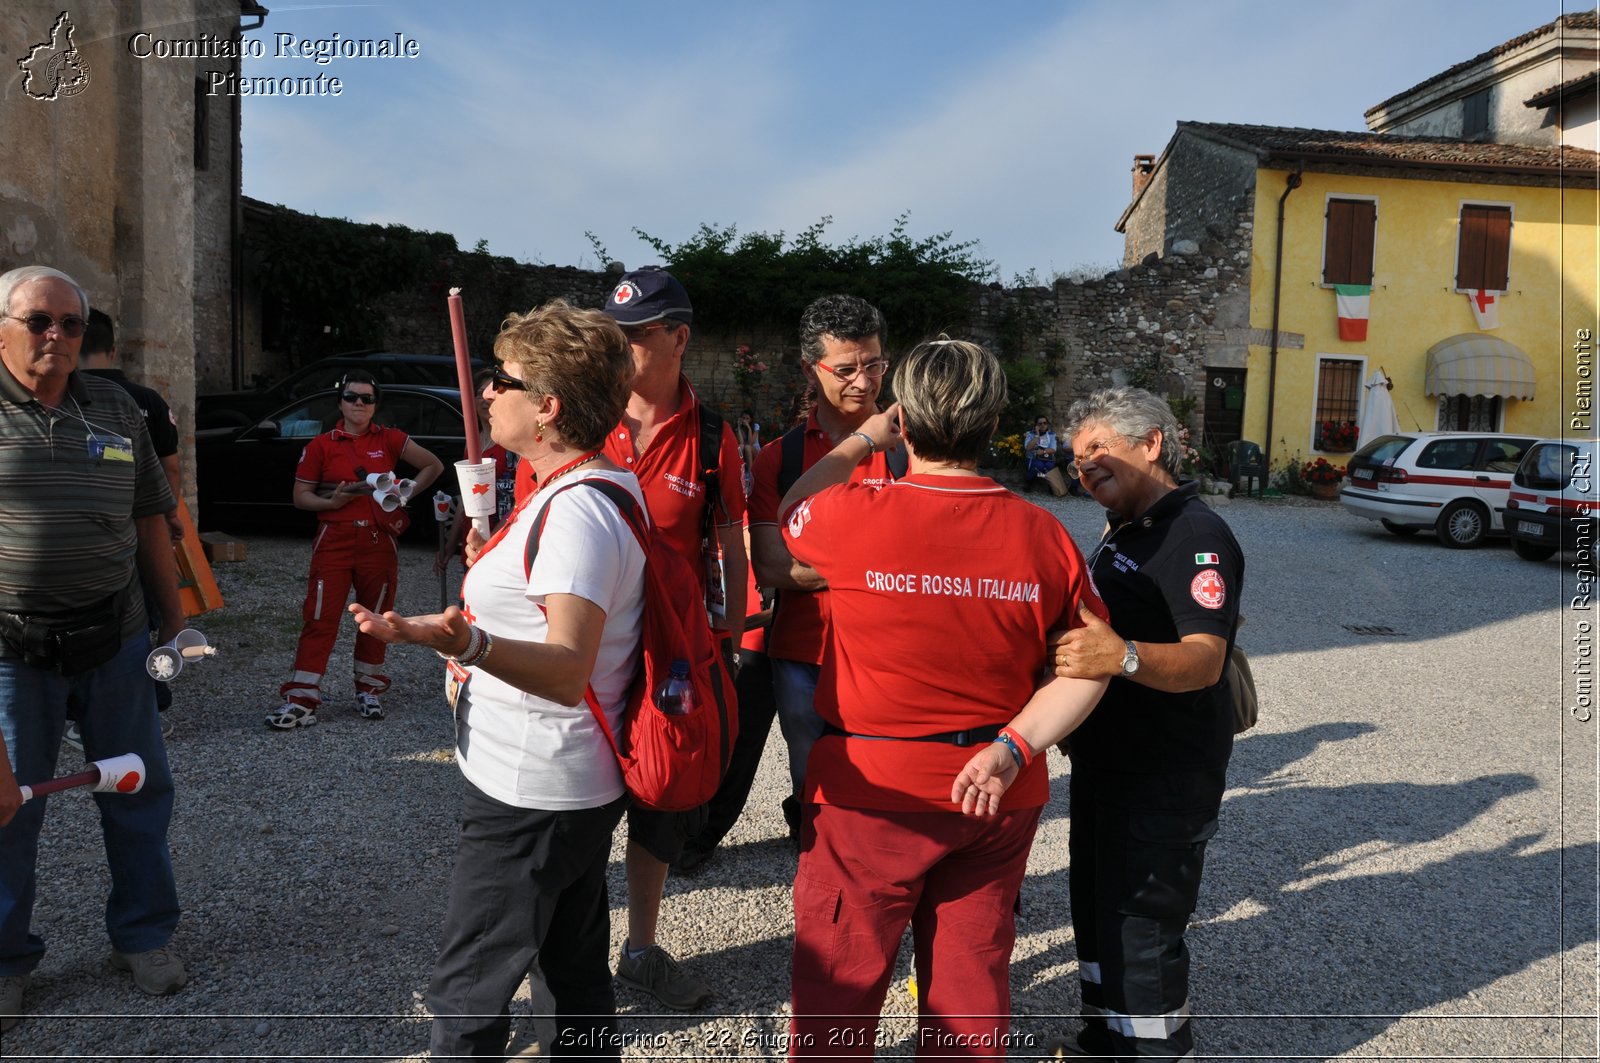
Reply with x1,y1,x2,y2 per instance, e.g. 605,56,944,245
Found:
0,266,89,317
895,337,1006,464
1064,386,1183,478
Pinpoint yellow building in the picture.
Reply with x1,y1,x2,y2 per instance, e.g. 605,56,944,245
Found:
1119,13,1599,476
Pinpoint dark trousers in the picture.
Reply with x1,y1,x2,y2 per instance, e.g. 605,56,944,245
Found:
688,650,776,851
1068,770,1220,1060
428,782,626,1060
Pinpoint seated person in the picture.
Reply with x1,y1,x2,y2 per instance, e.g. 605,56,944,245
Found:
1024,417,1058,490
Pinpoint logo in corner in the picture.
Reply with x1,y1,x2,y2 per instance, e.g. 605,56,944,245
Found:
611,282,636,306
19,12,91,101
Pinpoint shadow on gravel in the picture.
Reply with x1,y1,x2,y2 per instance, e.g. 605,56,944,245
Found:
1007,723,1594,1058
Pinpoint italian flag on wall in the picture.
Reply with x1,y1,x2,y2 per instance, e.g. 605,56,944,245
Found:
1334,284,1371,341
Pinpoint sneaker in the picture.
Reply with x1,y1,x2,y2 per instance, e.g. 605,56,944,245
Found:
62,721,83,754
110,946,188,996
615,943,713,1011
1,973,29,1033
355,692,385,720
161,717,174,741
265,703,317,730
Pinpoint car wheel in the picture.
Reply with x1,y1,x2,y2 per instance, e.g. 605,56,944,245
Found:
1511,538,1557,562
1380,519,1419,537
1437,500,1488,548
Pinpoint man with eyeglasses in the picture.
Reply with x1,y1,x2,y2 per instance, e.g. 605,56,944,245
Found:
511,267,747,1011
0,266,189,1029
1023,416,1058,493
721,294,901,859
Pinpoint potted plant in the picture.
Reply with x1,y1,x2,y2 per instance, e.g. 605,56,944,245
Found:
1302,457,1345,500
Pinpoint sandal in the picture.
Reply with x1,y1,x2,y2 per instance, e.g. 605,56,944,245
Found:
265,703,318,730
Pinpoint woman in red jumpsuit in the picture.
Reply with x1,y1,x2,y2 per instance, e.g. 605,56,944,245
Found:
267,371,442,728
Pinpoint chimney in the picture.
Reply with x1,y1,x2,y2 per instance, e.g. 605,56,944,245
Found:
1132,154,1156,198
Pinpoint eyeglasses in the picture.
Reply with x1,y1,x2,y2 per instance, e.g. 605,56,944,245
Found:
3,312,87,339
621,322,675,343
340,391,377,405
1066,435,1133,479
489,364,528,393
815,359,889,382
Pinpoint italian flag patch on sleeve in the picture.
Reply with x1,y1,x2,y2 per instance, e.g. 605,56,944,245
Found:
1195,552,1219,565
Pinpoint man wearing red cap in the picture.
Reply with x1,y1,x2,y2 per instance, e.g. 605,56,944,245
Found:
512,266,747,1010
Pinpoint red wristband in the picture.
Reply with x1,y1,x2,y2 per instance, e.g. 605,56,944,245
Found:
998,726,1034,768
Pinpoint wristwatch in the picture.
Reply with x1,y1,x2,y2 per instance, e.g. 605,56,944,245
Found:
1120,640,1141,677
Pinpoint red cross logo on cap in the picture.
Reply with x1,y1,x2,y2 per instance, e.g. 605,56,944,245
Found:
613,283,635,305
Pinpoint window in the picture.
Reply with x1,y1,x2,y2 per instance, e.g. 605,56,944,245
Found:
193,78,210,170
1436,394,1502,431
1417,438,1481,470
1322,198,1376,286
1313,357,1363,451
1456,204,1511,291
1463,88,1490,139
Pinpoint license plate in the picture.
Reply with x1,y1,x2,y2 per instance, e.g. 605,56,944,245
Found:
1517,521,1544,537
1353,468,1374,481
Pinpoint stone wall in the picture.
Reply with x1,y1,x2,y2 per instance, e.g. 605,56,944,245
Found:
970,206,1256,432
238,202,1257,440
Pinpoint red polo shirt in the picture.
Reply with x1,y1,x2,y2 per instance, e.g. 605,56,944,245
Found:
781,474,1108,812
514,377,744,570
294,422,410,524
749,413,896,664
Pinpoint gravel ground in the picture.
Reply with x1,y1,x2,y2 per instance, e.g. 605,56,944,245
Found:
4,491,1594,1061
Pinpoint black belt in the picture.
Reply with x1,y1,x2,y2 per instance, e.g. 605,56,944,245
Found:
822,722,1003,748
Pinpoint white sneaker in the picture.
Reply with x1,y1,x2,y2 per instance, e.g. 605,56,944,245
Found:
62,721,83,754
355,692,385,720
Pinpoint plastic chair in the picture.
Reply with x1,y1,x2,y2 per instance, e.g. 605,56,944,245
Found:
1227,440,1264,498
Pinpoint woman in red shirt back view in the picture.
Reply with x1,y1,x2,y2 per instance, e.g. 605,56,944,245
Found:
777,338,1110,1059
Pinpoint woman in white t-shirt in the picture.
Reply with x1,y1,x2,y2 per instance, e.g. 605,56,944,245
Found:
350,300,643,1060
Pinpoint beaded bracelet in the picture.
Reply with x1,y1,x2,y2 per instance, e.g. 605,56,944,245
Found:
997,726,1035,769
849,430,877,453
437,625,492,667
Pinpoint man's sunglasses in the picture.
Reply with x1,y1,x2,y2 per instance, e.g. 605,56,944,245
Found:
340,391,377,405
4,312,87,339
490,364,528,393
815,359,890,382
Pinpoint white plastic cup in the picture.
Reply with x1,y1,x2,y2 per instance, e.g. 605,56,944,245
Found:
432,491,455,523
456,459,496,519
91,753,146,793
365,472,395,492
395,478,418,501
374,488,404,513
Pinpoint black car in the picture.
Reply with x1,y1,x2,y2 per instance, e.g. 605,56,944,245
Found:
196,384,472,540
196,352,485,430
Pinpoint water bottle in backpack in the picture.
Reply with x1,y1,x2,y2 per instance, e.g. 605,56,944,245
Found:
653,659,695,716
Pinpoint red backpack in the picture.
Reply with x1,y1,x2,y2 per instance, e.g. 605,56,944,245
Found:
526,478,738,811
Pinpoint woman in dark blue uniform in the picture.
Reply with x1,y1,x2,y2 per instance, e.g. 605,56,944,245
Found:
1049,386,1244,1060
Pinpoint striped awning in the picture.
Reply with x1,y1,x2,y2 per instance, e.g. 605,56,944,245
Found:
1423,334,1536,399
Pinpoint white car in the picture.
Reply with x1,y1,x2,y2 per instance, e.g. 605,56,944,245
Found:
1339,431,1539,548
1506,437,1599,563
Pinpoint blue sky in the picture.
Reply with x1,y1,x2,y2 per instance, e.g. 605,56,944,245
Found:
240,0,1579,281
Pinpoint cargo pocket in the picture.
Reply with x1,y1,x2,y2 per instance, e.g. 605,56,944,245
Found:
1120,808,1218,921
791,869,845,985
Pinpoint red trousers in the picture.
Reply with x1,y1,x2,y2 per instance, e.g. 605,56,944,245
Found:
789,802,1042,1060
281,522,396,708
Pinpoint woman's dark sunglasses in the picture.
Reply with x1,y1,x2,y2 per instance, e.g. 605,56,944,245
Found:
340,391,377,405
4,312,87,339
490,364,528,393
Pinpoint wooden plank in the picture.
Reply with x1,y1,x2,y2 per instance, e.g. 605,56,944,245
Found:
173,498,225,617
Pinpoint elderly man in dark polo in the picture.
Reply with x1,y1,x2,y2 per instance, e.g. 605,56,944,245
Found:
0,266,187,1033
